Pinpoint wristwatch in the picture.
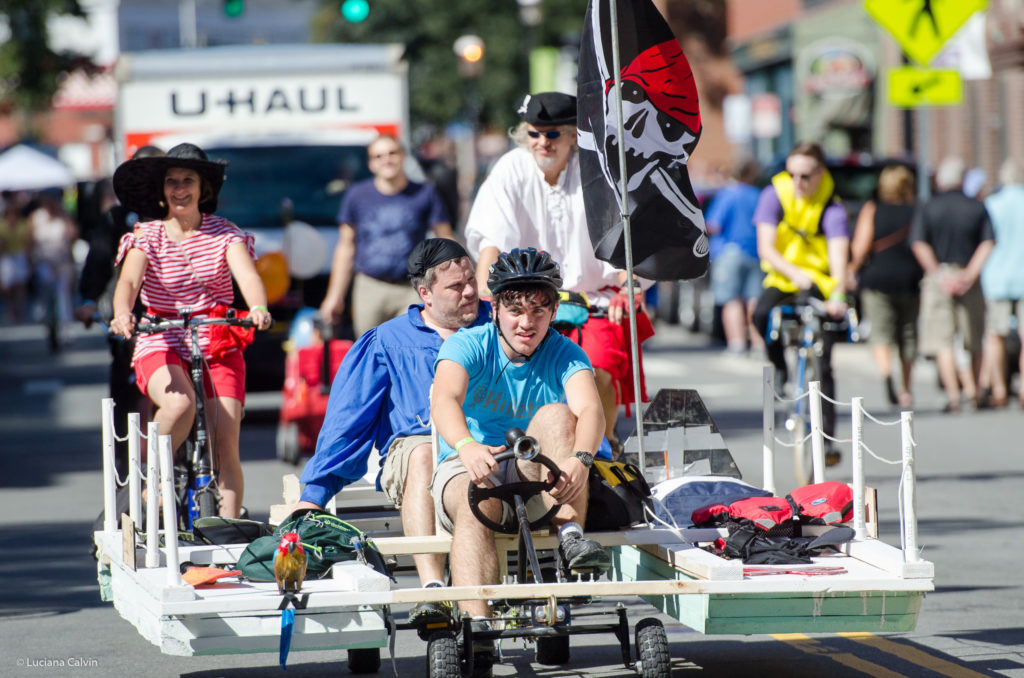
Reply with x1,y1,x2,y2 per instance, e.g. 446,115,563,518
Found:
572,450,595,468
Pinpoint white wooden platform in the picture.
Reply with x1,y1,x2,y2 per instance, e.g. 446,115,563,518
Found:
94,532,389,657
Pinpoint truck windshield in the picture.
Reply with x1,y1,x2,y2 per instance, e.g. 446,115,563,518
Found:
211,145,371,230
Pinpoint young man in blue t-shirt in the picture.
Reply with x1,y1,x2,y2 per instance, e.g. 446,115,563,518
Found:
430,248,610,624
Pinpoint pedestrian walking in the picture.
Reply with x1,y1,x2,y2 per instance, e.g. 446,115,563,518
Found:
978,159,1024,408
847,164,922,408
910,156,994,412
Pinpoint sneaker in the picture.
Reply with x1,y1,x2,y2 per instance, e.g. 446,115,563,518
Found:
409,582,453,640
558,530,611,573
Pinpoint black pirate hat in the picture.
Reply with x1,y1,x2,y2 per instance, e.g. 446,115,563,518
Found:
516,92,577,126
113,143,228,217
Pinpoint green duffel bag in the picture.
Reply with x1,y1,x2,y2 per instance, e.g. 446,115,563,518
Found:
236,508,389,582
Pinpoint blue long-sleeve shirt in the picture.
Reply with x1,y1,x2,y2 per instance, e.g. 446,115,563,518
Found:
299,302,490,506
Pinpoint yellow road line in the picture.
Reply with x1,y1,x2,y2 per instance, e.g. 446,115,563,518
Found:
771,633,908,678
839,632,992,678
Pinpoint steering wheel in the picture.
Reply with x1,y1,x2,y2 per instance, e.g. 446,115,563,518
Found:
467,446,563,535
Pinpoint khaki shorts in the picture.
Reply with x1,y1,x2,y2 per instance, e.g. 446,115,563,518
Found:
429,454,549,534
985,298,1024,336
379,434,432,508
918,266,985,356
352,273,422,338
860,288,919,361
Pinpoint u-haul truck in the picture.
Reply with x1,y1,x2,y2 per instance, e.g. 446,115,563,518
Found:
114,43,411,388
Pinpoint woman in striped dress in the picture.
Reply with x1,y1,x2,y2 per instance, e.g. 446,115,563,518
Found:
109,143,272,518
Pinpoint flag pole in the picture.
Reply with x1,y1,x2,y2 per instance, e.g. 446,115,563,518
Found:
608,0,647,478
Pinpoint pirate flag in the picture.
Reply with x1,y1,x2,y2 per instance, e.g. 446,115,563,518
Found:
577,0,708,281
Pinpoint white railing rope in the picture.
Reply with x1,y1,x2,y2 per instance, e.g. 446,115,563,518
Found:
761,374,921,562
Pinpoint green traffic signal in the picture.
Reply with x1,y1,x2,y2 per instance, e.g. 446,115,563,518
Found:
340,0,369,23
223,0,244,18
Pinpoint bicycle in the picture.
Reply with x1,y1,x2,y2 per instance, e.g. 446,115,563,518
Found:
767,295,858,486
135,307,262,530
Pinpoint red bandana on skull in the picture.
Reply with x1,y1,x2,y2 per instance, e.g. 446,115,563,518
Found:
606,39,700,132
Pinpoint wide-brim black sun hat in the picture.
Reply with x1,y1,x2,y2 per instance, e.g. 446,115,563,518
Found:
113,142,229,218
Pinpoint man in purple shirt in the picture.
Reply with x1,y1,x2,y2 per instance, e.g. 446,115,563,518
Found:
320,135,453,338
750,142,850,462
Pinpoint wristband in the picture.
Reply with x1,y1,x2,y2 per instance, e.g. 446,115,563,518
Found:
250,305,269,313
454,436,475,452
828,292,847,303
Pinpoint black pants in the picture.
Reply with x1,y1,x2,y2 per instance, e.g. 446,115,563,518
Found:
751,287,837,437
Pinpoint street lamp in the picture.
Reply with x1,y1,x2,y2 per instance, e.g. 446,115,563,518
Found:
453,34,485,78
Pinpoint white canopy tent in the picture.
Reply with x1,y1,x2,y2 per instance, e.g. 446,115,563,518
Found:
0,145,76,192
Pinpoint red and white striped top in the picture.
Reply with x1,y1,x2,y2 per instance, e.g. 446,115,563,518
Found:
116,215,256,363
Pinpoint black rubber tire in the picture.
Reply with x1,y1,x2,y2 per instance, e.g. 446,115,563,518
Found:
196,488,218,519
347,647,380,674
426,631,460,678
635,618,670,678
276,422,301,465
535,635,570,665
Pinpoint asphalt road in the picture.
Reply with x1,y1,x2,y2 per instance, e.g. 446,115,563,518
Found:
1,320,1022,677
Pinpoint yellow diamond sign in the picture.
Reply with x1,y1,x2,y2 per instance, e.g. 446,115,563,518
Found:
888,66,963,107
865,0,987,65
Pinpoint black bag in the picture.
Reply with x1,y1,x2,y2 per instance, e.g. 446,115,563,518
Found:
715,524,855,564
192,516,271,545
585,459,653,531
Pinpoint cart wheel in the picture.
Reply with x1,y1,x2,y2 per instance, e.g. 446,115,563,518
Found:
276,422,301,465
635,618,670,677
426,631,460,678
347,647,380,674
535,635,570,665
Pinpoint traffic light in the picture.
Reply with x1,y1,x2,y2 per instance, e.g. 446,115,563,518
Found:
223,0,244,18
454,35,484,77
340,0,370,23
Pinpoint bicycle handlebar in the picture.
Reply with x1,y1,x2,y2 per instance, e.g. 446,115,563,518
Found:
768,296,859,344
135,313,261,335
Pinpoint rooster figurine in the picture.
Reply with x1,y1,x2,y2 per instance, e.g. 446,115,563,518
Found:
274,532,306,669
274,532,307,594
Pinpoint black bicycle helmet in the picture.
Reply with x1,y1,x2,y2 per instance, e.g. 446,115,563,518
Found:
487,247,563,294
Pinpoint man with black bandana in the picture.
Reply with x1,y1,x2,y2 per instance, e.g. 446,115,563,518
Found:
295,238,488,625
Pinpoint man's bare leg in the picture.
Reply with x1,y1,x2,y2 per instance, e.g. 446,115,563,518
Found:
520,403,585,525
442,471,500,618
594,367,619,451
402,443,446,585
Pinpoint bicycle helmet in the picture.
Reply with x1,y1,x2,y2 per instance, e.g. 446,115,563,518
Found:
487,247,562,295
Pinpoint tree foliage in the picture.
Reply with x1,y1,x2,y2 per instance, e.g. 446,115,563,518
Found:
314,0,588,132
0,0,96,120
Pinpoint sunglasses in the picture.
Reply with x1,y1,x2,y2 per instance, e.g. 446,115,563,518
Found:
790,168,822,181
527,130,562,140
